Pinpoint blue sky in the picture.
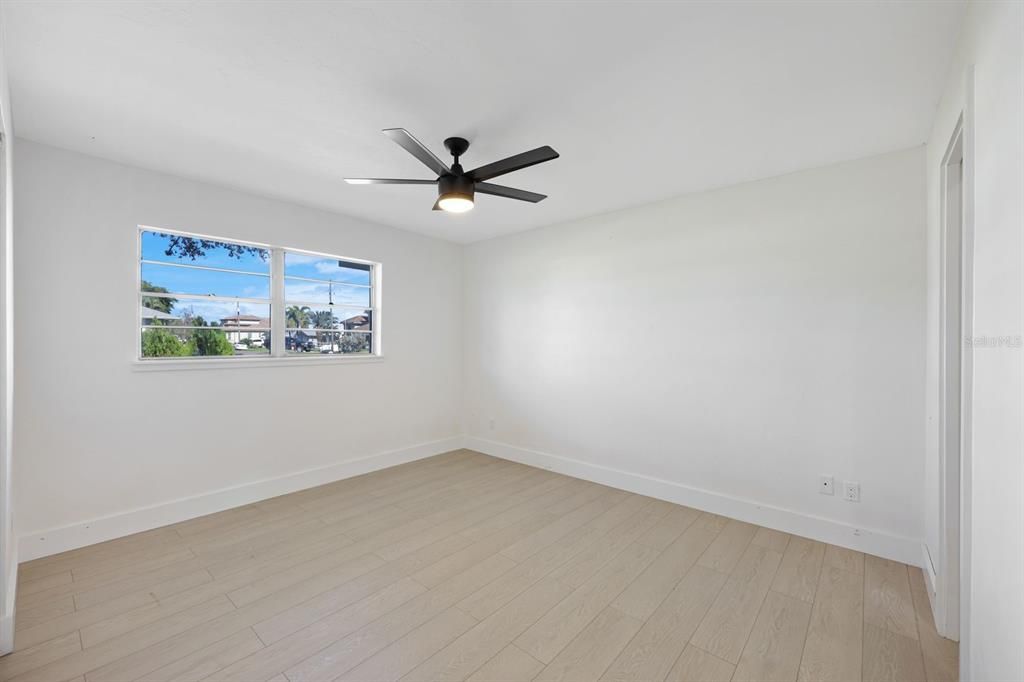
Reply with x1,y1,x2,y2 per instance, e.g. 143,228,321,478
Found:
141,231,371,323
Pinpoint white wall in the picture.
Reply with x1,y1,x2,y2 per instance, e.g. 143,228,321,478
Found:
925,1,1024,679
463,148,927,563
12,140,463,557
0,4,14,655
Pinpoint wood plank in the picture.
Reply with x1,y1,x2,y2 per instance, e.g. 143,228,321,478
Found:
665,644,735,682
602,566,727,682
499,490,629,563
695,519,757,574
17,591,157,650
751,527,791,554
466,644,544,682
411,513,558,589
458,478,588,542
731,591,812,682
402,578,573,682
797,565,863,682
863,624,927,682
771,536,825,603
12,597,75,635
0,632,82,681
225,551,383,607
250,562,411,645
6,597,235,682
864,554,918,639
70,548,197,584
206,578,426,682
138,628,265,682
15,571,73,596
515,541,661,663
635,504,701,550
822,544,864,575
534,606,643,682
86,554,440,682
283,553,516,681
333,607,478,682
456,521,607,621
611,520,721,620
546,501,666,589
689,543,783,663
17,556,208,612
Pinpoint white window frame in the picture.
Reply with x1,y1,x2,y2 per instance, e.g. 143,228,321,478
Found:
134,225,383,370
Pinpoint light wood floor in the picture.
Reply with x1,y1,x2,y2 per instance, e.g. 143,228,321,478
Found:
6,450,957,682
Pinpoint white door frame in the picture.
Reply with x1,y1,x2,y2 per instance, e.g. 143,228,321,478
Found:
935,115,964,641
933,69,974,662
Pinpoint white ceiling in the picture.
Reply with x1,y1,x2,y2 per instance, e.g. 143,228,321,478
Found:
4,1,964,243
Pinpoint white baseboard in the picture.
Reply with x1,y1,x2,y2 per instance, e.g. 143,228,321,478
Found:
18,436,464,562
466,436,923,566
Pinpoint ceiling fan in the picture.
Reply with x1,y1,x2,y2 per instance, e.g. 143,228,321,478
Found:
345,129,559,214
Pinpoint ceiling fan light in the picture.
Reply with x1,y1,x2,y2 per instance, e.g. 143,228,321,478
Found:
438,193,474,213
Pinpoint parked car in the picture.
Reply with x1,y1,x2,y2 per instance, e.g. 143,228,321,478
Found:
319,343,339,354
233,342,248,351
284,336,315,352
250,337,264,348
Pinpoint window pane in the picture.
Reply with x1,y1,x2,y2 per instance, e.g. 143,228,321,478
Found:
141,262,270,299
283,307,372,331
285,279,370,307
283,331,372,356
141,297,269,330
140,327,270,358
141,230,269,273
284,252,371,286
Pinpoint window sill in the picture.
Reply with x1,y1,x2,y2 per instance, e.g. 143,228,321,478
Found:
132,355,384,372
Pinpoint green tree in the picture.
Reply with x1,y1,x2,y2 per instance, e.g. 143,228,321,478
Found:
181,313,207,327
340,333,371,354
157,235,268,262
141,328,190,357
308,309,336,330
190,328,234,356
286,305,311,329
141,280,177,314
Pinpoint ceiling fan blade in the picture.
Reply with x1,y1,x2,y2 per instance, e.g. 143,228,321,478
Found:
382,128,451,177
475,182,547,203
466,146,559,182
344,178,436,185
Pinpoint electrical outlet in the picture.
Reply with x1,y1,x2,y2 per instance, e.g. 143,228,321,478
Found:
844,481,860,502
819,475,835,495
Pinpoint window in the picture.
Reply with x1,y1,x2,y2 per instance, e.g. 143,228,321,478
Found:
138,227,379,361
282,251,374,356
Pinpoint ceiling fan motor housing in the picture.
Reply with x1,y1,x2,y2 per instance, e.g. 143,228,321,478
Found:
438,172,474,201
